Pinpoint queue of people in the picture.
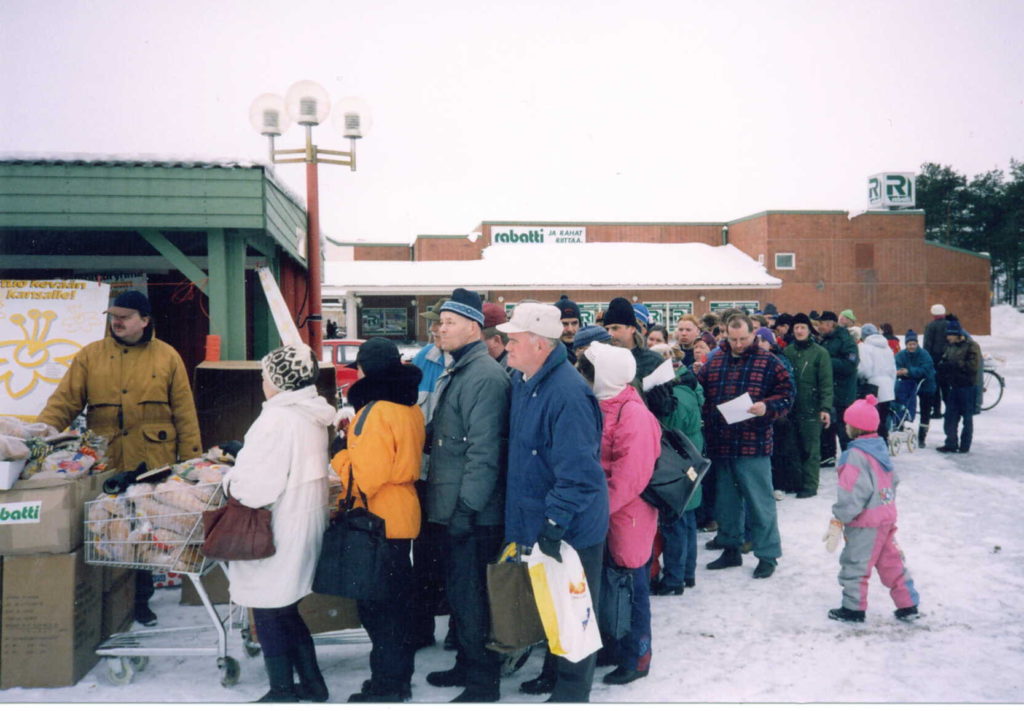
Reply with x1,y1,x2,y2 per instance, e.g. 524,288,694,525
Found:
37,289,957,702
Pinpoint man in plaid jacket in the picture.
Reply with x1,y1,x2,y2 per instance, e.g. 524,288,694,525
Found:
697,314,795,579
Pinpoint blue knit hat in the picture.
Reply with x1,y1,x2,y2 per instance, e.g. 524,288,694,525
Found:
110,290,152,317
945,318,964,336
440,288,484,326
633,303,651,326
861,323,879,338
905,329,919,343
573,324,611,350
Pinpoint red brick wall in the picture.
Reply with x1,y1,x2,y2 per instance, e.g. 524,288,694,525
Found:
354,245,410,261
414,237,483,261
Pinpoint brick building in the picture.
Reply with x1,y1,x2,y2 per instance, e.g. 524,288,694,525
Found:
325,209,991,341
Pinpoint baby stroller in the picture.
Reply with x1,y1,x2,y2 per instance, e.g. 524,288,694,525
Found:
888,378,923,456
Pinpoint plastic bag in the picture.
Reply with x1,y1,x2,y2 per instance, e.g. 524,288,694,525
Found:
525,540,602,663
0,434,30,461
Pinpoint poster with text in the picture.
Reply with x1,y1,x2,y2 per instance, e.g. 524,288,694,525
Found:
0,279,110,420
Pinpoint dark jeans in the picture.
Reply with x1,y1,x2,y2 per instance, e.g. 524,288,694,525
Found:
358,539,415,687
695,463,717,529
252,602,314,658
445,525,503,691
659,510,697,587
876,401,891,442
821,403,851,461
944,385,976,451
602,560,652,672
135,570,154,609
549,540,604,702
771,416,802,493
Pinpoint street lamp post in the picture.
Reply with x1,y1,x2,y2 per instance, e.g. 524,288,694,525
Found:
249,80,369,353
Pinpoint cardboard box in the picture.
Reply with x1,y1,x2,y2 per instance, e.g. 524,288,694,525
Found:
101,564,133,593
0,471,114,556
1,549,103,689
180,564,229,606
0,460,27,490
100,570,136,640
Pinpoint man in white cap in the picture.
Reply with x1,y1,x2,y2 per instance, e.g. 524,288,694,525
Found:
498,302,609,702
923,304,948,419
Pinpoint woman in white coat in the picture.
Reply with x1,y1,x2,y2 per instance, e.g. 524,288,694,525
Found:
222,344,335,702
856,323,897,442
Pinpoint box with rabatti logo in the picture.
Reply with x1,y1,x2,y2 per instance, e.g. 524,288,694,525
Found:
0,471,114,556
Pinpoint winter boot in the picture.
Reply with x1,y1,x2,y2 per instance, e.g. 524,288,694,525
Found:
828,607,865,623
602,666,649,685
348,678,412,702
894,605,920,622
256,654,300,702
752,558,777,579
706,548,742,570
290,637,329,702
426,665,468,688
917,424,928,447
520,650,557,695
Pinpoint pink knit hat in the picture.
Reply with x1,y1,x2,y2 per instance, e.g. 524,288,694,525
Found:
844,394,880,431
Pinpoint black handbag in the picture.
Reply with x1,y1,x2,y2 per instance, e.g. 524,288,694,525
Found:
641,426,712,524
312,402,390,600
598,563,633,640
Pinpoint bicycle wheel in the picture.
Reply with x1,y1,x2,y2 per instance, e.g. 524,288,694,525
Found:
981,370,1004,411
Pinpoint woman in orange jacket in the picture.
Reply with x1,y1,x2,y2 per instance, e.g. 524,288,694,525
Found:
330,338,425,702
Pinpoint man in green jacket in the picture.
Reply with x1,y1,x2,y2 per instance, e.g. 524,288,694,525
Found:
816,310,859,465
783,314,834,498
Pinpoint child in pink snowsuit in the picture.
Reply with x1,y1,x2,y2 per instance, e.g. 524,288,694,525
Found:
827,394,920,623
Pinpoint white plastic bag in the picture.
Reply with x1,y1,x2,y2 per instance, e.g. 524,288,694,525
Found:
525,540,602,663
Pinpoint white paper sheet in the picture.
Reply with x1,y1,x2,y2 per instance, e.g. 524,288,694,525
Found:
717,392,756,424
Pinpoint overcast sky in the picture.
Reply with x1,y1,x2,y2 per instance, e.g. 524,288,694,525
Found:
2,0,1021,245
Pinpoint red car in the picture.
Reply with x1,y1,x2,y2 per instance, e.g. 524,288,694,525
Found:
322,338,365,401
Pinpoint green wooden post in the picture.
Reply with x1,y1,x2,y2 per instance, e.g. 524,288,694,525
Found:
206,228,248,360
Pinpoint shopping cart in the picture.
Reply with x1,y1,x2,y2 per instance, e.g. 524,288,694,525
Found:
84,480,246,687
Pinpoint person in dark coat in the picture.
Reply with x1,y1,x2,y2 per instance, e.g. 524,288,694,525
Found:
783,315,834,498
499,302,609,702
895,329,936,447
923,303,949,419
554,294,582,365
935,318,982,454
604,296,675,418
424,288,510,702
817,310,859,465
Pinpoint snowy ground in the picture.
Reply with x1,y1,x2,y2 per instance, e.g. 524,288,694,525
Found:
2,307,1022,704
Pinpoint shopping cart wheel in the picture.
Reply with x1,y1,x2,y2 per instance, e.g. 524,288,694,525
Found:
106,657,135,686
889,438,900,456
906,432,917,453
218,656,241,687
241,627,262,657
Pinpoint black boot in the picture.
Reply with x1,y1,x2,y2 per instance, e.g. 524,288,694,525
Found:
918,424,928,447
706,548,742,570
519,650,557,695
290,638,329,702
257,655,300,702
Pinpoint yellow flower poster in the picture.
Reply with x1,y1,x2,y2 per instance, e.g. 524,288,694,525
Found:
0,279,110,420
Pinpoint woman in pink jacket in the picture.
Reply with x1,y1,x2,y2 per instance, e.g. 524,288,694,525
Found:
581,342,662,686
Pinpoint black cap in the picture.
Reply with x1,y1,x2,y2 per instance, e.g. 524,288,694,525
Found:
553,294,581,321
110,290,152,317
604,297,636,328
356,337,401,377
819,310,839,322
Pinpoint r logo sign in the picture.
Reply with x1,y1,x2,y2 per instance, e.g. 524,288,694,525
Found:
868,173,916,208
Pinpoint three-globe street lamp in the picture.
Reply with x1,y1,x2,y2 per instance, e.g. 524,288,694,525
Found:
249,80,370,352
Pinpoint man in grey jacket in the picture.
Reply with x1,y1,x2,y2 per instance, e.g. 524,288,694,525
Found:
424,288,510,703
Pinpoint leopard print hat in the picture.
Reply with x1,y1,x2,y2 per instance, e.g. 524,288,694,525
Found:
261,343,319,391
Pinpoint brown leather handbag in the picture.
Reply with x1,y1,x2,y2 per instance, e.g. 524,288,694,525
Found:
201,495,275,561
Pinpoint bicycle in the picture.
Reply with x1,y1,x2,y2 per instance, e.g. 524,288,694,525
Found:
981,355,1005,412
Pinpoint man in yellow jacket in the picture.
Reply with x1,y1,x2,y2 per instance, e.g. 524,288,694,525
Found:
38,290,201,625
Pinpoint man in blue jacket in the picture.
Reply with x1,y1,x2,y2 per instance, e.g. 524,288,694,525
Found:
498,302,609,703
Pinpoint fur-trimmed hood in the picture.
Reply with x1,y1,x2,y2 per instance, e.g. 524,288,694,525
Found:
347,362,422,411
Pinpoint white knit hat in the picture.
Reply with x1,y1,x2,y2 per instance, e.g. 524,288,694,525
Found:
931,304,946,316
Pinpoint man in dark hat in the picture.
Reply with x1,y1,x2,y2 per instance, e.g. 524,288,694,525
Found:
482,302,514,375
425,288,510,702
553,295,582,365
935,318,981,454
773,313,794,349
39,289,202,626
816,310,859,464
603,296,674,416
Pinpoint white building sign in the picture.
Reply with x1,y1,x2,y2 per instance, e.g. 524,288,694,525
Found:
491,226,587,245
868,173,916,208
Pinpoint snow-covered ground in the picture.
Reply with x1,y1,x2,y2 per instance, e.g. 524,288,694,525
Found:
2,306,1022,704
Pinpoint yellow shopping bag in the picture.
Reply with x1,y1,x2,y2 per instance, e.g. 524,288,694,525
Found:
525,540,602,663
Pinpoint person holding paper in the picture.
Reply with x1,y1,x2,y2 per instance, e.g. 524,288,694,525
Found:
697,314,794,580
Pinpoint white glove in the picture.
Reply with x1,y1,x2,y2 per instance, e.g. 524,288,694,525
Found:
823,518,843,553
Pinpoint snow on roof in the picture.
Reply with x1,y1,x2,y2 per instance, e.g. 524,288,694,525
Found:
324,242,781,294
